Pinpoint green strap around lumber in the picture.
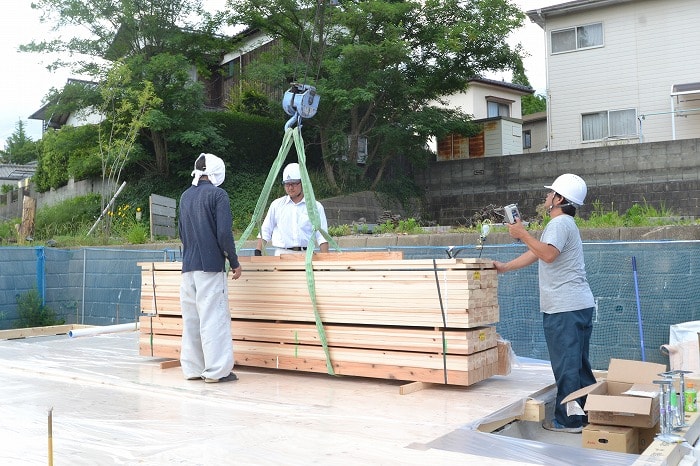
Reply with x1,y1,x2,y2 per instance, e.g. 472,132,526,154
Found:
237,126,340,375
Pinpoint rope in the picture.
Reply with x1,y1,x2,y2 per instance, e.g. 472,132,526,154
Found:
237,126,340,375
432,259,449,384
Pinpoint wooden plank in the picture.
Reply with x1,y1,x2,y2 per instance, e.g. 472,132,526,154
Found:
149,193,177,210
139,335,498,386
399,381,433,395
138,255,501,386
0,324,91,340
477,399,546,433
138,263,500,328
149,194,177,241
139,315,497,354
159,359,181,369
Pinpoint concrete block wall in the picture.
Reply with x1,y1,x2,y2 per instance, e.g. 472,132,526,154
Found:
0,247,176,329
0,178,107,221
416,138,700,225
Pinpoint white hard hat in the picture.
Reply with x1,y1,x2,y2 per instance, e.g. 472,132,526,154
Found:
545,173,587,207
282,163,301,184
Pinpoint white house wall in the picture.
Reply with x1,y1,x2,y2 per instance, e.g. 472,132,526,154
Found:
66,107,104,127
441,83,524,119
545,0,700,151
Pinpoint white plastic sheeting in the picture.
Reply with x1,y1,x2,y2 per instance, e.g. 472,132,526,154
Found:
0,332,659,465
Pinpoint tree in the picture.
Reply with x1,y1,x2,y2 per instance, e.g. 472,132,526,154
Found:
22,0,231,175
1,120,40,165
227,0,526,190
512,62,546,115
97,60,161,201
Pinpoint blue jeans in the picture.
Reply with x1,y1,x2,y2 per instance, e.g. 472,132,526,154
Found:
543,307,596,428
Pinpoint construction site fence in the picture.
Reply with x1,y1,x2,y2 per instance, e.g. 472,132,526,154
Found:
0,240,697,370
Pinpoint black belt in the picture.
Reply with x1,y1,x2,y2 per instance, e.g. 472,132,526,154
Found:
286,246,307,251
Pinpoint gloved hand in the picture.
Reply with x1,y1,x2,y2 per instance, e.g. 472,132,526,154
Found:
254,249,262,256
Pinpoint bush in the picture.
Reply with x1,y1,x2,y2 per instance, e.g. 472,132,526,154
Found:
328,224,351,236
15,289,65,328
34,194,102,240
0,218,19,244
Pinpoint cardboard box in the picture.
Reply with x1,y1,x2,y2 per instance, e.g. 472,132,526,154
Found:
561,358,666,428
582,424,638,454
637,422,660,454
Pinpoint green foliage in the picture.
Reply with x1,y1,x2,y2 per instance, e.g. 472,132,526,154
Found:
396,218,423,234
375,220,396,234
228,0,526,189
109,204,149,244
15,289,64,329
203,111,283,174
353,223,371,234
34,194,102,240
23,1,232,177
577,199,678,229
0,120,40,164
522,94,547,115
34,125,101,192
227,88,278,118
223,171,269,232
376,175,423,211
373,218,423,235
328,224,351,236
512,59,546,115
0,218,19,244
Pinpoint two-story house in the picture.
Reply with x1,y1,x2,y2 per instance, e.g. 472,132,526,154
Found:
528,0,700,151
431,78,534,160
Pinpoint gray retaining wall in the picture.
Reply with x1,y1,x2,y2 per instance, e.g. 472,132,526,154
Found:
416,138,700,226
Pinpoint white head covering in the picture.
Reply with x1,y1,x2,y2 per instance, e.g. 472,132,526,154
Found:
191,153,225,187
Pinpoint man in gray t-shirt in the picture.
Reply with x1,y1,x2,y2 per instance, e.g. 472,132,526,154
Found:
493,174,595,434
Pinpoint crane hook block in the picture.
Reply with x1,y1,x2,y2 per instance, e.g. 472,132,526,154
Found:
282,84,320,119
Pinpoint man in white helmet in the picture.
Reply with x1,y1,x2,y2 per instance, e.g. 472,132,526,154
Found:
493,173,595,434
179,153,242,383
255,162,330,256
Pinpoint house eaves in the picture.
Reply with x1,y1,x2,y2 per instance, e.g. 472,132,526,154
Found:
469,77,534,96
527,0,637,28
28,79,98,130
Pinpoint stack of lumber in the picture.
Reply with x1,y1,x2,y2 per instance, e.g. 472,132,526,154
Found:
139,251,502,386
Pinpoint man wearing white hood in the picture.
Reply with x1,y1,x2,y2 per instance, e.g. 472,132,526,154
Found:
178,153,242,383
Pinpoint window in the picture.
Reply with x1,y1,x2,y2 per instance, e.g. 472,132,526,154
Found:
551,22,603,53
522,130,532,149
487,100,510,118
581,109,637,141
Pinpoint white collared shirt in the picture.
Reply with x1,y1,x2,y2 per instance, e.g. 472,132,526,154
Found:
259,195,328,249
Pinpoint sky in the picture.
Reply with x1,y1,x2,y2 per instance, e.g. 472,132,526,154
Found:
0,0,559,147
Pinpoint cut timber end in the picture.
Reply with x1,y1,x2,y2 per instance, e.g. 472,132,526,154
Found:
477,398,546,433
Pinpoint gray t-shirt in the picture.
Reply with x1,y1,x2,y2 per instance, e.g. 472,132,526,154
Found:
538,215,595,314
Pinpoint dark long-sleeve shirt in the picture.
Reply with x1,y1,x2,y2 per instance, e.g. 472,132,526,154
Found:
179,180,240,273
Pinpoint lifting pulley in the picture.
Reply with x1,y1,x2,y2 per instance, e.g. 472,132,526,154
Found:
283,83,320,129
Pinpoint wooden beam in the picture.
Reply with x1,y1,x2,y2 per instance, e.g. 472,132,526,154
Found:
0,324,91,340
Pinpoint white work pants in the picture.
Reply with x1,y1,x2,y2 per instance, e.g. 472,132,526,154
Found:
180,271,234,380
